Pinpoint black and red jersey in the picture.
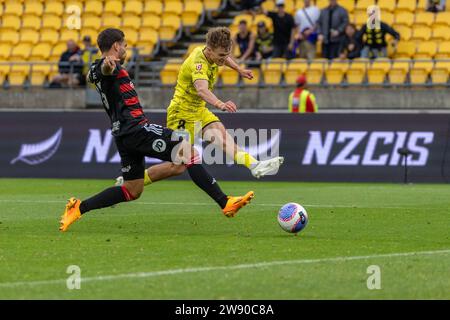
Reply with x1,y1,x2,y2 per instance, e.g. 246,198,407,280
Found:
88,58,149,136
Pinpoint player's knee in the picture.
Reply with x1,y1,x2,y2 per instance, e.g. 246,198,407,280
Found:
172,164,186,176
123,182,144,200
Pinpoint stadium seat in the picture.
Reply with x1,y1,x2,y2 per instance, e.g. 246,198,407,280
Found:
220,66,240,85
65,1,84,11
432,26,450,41
367,58,391,84
253,15,273,33
20,30,40,45
204,0,223,11
165,0,184,15
9,44,32,61
137,27,158,54
410,60,434,84
315,0,329,9
307,60,327,85
144,0,163,14
415,41,437,59
339,0,354,13
124,0,144,15
284,59,308,85
4,2,24,16
60,29,80,43
434,12,450,27
101,14,122,30
80,28,99,43
159,14,182,42
122,14,142,30
393,25,412,42
395,42,416,58
22,14,41,30
29,43,52,61
49,42,69,61
0,65,10,85
104,0,123,15
45,1,64,16
41,14,62,30
355,0,375,16
0,30,20,45
395,12,414,27
232,14,253,27
436,41,450,58
24,1,44,16
381,12,395,26
261,0,275,12
377,0,395,13
431,62,450,84
417,0,428,12
347,58,369,84
40,29,59,45
181,1,204,28
388,59,411,85
325,60,348,85
184,43,203,58
83,14,102,30
411,26,432,41
142,13,161,30
0,44,12,60
415,12,435,27
2,15,21,29
261,58,286,85
160,59,182,85
122,28,139,46
241,65,260,85
84,0,103,16
9,65,29,86
282,0,295,15
30,64,52,86
396,0,416,13
353,11,368,26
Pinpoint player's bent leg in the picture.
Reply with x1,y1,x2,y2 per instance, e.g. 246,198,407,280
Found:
222,191,255,218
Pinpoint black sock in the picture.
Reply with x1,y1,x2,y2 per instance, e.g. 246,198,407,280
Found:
187,164,228,209
79,186,130,214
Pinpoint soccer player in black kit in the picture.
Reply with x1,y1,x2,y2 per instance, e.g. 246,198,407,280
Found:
59,29,254,232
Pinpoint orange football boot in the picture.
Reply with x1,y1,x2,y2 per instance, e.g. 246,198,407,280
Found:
59,197,82,232
222,191,255,217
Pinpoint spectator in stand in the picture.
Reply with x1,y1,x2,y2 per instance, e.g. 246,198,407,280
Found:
263,0,296,58
79,36,100,86
254,21,274,62
288,75,318,113
233,20,256,63
339,23,362,60
241,0,265,15
357,16,400,59
317,0,349,59
294,0,320,60
427,0,446,12
49,39,83,88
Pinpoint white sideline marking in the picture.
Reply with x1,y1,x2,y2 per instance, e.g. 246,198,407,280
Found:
0,199,408,209
0,249,449,288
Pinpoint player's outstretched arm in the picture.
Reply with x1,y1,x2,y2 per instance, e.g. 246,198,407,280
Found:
193,79,237,113
224,56,254,80
101,56,120,75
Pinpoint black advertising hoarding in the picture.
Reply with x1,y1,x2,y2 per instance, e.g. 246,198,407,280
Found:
0,111,449,183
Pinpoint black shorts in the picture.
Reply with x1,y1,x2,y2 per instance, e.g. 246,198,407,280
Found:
115,124,183,181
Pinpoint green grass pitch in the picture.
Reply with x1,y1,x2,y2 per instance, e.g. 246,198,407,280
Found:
0,178,449,299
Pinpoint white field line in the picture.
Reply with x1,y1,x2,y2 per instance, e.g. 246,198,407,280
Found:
0,249,449,289
0,199,409,209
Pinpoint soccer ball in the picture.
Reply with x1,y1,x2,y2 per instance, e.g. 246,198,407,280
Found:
277,203,309,234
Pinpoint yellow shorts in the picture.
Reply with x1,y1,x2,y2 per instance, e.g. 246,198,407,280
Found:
167,104,220,144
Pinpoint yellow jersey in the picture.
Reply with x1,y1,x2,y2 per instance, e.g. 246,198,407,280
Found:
169,46,219,113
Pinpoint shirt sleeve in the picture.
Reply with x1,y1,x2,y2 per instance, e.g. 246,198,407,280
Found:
191,59,210,83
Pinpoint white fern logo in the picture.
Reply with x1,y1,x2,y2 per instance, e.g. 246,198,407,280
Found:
11,128,63,165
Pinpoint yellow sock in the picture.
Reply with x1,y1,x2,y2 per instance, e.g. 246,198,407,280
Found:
234,151,258,169
144,170,152,186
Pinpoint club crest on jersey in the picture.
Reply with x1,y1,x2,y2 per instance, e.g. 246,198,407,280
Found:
152,139,167,153
196,64,202,71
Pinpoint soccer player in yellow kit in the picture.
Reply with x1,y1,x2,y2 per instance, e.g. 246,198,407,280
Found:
117,27,284,216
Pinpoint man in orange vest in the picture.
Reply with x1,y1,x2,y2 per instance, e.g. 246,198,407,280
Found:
288,75,318,113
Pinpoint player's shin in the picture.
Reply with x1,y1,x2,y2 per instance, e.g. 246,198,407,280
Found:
79,186,135,214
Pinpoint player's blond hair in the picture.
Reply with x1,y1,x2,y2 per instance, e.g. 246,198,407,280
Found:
206,27,232,50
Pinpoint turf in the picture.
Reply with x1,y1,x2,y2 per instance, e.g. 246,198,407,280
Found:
0,178,449,299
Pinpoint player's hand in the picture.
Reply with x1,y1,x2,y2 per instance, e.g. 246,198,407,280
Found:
102,56,120,75
218,100,237,113
239,68,254,80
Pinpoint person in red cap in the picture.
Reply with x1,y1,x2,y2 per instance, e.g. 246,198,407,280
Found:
288,74,318,113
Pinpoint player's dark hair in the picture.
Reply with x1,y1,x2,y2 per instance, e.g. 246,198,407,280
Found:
206,27,232,50
97,28,124,53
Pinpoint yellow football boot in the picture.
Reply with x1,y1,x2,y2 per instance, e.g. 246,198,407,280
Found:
222,191,255,218
59,197,82,232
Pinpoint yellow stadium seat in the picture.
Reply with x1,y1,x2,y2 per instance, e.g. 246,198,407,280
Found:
65,1,84,11
377,0,395,13
102,15,122,29
0,3,2,16
144,0,163,14
135,41,155,55
0,44,12,60
22,14,41,30
307,60,327,85
139,27,159,45
253,14,273,32
49,42,68,61
142,13,161,29
353,11,368,26
120,28,138,46
122,14,142,30
241,65,260,86
232,14,253,27
30,64,52,86
283,0,295,15
261,0,275,12
395,12,414,27
417,0,428,12
160,59,182,85
0,30,20,45
325,60,349,85
410,60,434,84
339,0,354,13
347,58,369,84
45,1,64,16
124,0,143,15
10,44,32,61
80,28,99,42
393,25,412,42
42,14,62,30
2,15,21,29
220,66,240,85
29,43,52,61
184,43,203,58
411,26,432,41
415,12,435,27
165,0,184,15
60,29,80,43
436,41,450,58
284,59,308,85
431,62,450,84
388,59,411,85
9,65,29,86
84,0,103,16
396,0,416,13
104,0,123,15
20,30,40,45
182,1,204,27
204,0,223,11
315,0,329,9
0,65,10,85
434,12,450,27
24,1,43,16
355,0,375,15
41,29,59,45
381,12,395,26
261,58,285,85
432,26,450,41
159,14,181,42
4,2,23,16
367,58,391,84
83,15,102,30
395,42,416,58
415,41,437,59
